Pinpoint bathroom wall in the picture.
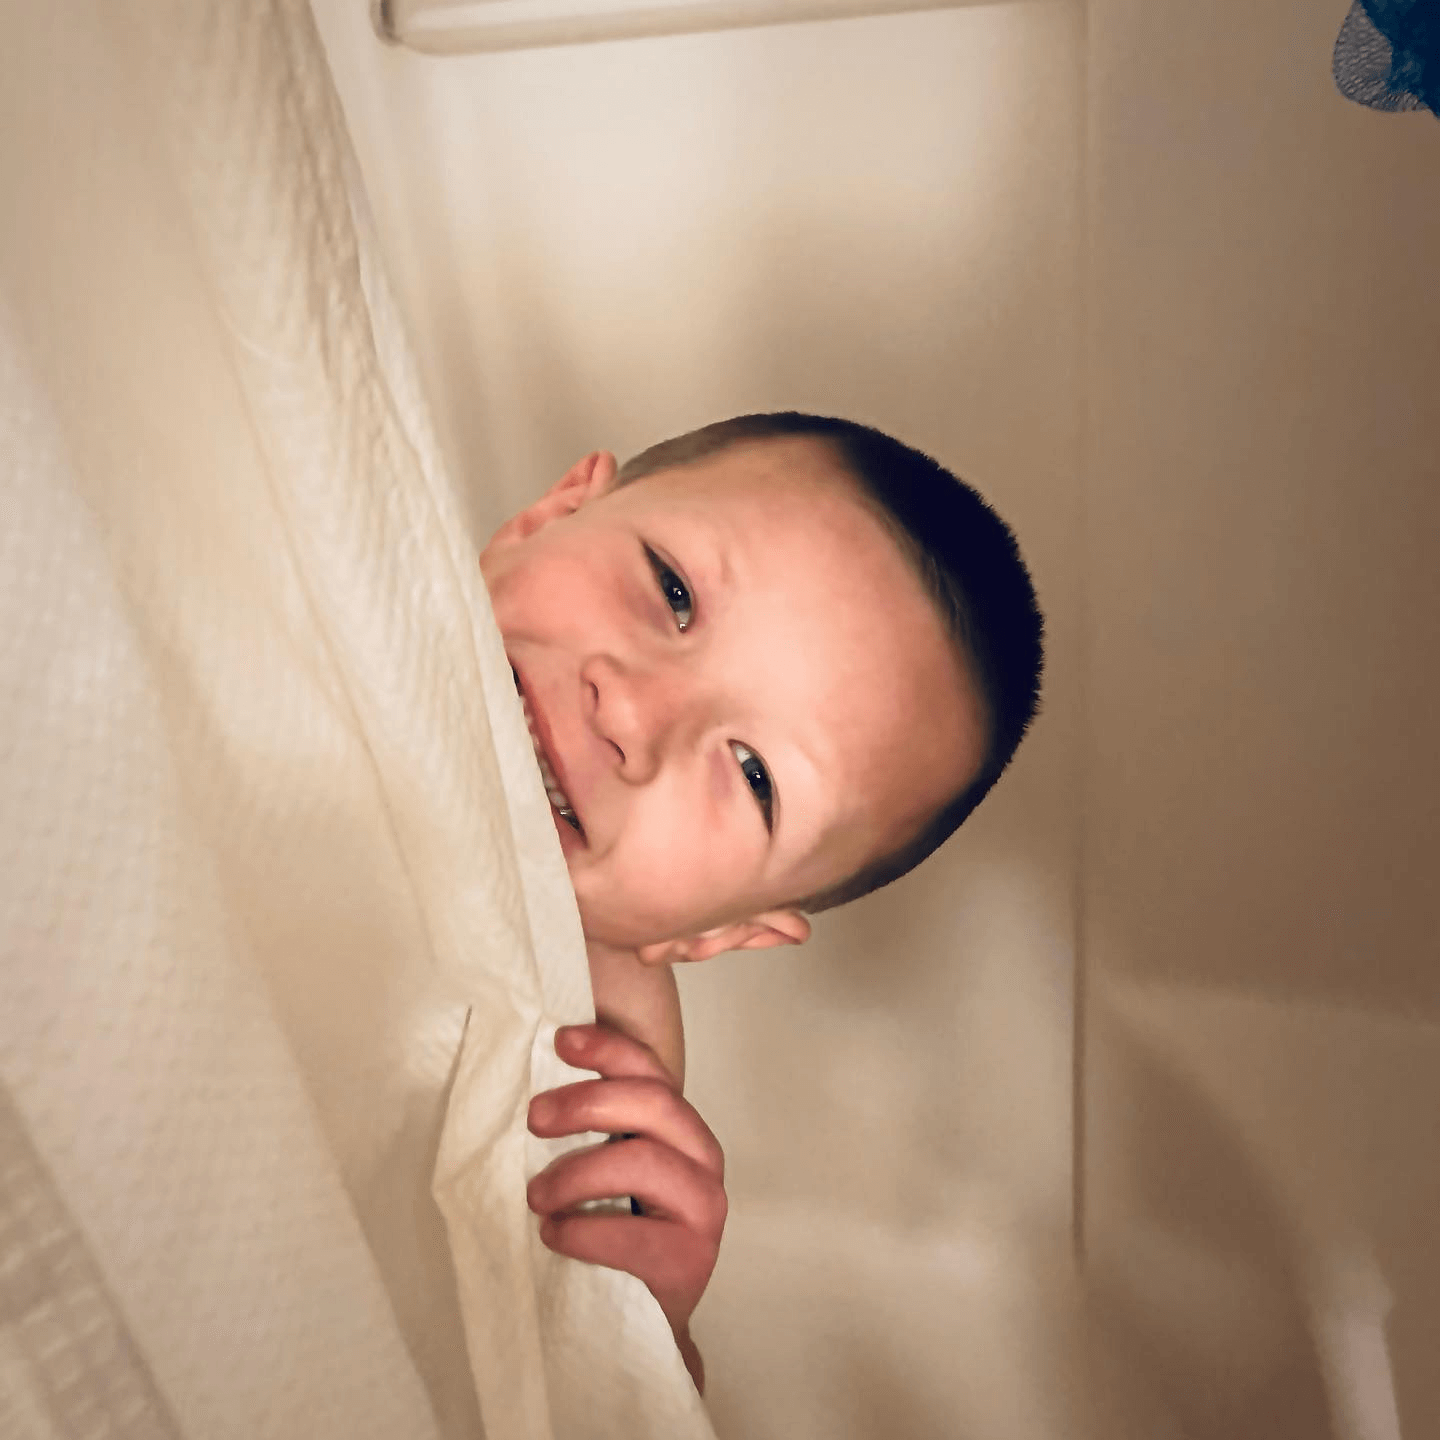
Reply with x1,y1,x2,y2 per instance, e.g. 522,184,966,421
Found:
1083,2,1440,1436
314,3,1087,1436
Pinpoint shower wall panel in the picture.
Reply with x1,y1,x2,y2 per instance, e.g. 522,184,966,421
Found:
1083,1,1440,1435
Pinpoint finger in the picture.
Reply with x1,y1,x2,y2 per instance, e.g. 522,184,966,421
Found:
528,1078,724,1176
538,1212,715,1325
554,1023,672,1085
528,1137,726,1237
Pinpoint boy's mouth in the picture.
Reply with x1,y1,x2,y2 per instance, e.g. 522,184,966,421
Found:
512,666,584,837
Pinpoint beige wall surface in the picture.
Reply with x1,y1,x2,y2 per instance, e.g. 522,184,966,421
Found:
1084,2,1440,1437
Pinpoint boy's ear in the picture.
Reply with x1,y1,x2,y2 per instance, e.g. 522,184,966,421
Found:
485,451,617,551
636,909,811,967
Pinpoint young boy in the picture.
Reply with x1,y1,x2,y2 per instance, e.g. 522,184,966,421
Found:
479,413,1044,1391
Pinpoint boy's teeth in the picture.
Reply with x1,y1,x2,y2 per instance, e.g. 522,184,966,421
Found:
523,703,575,820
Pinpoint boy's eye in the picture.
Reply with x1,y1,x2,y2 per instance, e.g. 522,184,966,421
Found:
730,742,774,833
645,546,693,632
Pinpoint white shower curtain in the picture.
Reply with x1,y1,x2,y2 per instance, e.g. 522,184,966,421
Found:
0,2,711,1437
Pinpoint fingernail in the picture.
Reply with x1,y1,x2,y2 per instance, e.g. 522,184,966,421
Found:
555,1025,586,1051
528,1095,554,1128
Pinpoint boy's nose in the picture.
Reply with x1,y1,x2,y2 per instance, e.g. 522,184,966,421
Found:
580,653,675,783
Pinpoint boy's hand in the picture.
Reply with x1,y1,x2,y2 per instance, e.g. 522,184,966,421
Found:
526,1022,725,1392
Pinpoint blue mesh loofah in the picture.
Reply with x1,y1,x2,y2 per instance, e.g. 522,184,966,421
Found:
1334,0,1440,114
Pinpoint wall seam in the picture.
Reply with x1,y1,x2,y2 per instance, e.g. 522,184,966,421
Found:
1071,0,1094,1271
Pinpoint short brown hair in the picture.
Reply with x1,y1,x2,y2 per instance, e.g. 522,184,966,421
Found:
618,413,1044,910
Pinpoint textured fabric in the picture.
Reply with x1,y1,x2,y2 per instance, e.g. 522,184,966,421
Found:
0,1085,182,1440
1334,0,1440,115
0,1,713,1436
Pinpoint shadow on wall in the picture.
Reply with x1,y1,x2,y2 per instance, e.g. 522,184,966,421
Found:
1087,1013,1339,1440
423,4,1081,529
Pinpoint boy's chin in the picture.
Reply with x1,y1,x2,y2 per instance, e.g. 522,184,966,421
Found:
574,902,697,958
572,874,751,958
578,918,681,957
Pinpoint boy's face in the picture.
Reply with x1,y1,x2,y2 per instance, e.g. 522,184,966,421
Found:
480,438,984,959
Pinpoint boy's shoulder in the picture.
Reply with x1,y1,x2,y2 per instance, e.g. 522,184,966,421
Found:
586,941,686,1087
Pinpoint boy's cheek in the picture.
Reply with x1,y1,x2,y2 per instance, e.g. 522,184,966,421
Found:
572,864,689,951
565,769,767,945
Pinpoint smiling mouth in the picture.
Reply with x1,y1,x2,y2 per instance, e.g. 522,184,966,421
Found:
512,668,584,835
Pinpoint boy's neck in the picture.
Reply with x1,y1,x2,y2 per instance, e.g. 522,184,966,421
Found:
585,938,686,1088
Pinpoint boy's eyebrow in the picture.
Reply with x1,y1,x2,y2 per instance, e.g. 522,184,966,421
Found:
700,521,736,596
778,739,828,850
683,501,744,593
721,529,739,590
